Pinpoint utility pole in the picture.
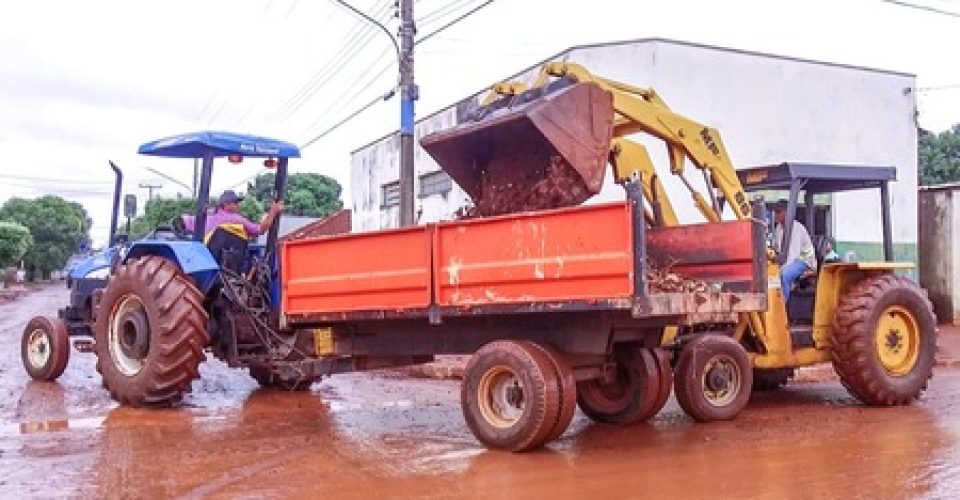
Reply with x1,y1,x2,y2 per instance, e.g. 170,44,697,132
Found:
398,0,417,227
138,180,163,200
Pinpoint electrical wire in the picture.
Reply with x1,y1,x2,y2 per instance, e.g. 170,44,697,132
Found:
416,0,495,44
879,0,960,17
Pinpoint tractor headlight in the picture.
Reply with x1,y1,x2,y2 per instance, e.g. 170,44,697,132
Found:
85,267,111,280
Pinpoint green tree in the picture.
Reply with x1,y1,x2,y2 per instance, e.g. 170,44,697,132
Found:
238,196,265,222
0,196,92,280
129,197,197,238
0,220,33,268
248,172,343,217
920,125,960,185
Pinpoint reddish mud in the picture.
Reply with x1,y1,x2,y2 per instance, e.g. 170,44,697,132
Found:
460,156,590,218
1,284,959,499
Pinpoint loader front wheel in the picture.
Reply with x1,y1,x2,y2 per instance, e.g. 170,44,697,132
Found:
21,316,70,381
461,341,561,451
675,335,752,422
93,256,209,407
832,274,936,406
576,347,672,425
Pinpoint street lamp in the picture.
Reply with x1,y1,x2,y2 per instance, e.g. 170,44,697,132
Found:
333,0,416,227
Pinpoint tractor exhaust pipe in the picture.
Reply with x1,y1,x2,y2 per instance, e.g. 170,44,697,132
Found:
108,161,123,246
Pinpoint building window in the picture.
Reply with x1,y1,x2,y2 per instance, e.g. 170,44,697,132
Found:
419,171,452,198
381,181,400,207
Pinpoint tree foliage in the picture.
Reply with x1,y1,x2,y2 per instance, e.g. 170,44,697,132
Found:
0,196,91,279
0,220,33,268
238,196,265,222
129,197,198,239
920,125,960,186
248,172,343,218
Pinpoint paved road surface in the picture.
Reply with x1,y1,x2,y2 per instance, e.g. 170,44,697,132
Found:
1,285,958,499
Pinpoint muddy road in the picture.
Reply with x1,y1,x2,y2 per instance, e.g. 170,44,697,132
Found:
1,285,958,499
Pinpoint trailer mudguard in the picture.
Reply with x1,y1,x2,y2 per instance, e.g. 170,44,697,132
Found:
124,241,220,294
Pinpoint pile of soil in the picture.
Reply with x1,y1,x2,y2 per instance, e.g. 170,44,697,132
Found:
646,262,711,293
457,156,590,218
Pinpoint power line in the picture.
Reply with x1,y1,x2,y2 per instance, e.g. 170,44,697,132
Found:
879,0,960,17
298,0,497,149
918,83,960,92
416,0,495,44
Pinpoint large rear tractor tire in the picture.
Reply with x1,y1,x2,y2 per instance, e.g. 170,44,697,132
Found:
576,347,672,425
832,274,936,406
674,335,752,422
93,256,209,406
461,341,562,452
21,316,70,381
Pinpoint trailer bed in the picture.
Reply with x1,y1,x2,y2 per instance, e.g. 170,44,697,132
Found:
281,199,766,326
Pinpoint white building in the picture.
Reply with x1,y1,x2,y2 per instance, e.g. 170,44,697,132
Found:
350,38,918,263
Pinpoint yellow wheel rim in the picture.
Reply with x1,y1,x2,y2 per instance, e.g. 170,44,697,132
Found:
875,305,920,376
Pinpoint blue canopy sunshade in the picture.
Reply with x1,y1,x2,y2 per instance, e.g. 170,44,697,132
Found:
137,131,301,159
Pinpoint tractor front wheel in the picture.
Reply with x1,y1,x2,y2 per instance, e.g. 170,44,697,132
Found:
93,256,209,406
21,316,70,381
832,274,936,406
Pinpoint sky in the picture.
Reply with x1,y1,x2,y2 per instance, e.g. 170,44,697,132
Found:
1,0,958,246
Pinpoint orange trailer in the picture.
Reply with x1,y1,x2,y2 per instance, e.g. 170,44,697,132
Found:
278,187,767,451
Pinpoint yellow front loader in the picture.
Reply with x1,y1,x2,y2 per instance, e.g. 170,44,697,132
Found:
422,61,937,422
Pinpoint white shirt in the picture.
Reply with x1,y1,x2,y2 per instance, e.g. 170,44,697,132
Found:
775,220,816,270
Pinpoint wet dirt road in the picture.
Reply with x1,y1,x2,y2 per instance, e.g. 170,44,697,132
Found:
1,285,959,499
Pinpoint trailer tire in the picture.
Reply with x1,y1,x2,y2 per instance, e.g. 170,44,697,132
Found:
93,256,209,407
832,274,936,406
675,335,752,422
21,316,70,381
576,347,668,425
525,342,577,442
461,341,561,452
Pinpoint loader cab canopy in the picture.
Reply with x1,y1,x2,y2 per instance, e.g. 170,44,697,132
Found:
138,131,301,159
737,162,897,262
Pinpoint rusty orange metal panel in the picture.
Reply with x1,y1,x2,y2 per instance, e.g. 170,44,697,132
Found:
434,202,634,306
281,226,432,315
647,220,761,291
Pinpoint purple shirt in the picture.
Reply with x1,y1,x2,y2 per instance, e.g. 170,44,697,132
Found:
183,209,261,237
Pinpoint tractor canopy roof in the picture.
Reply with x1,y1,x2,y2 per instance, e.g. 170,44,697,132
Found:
737,163,896,194
138,131,300,159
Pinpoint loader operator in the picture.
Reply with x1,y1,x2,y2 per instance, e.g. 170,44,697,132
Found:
182,190,284,240
772,200,816,302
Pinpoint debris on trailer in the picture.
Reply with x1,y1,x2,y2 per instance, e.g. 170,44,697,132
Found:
458,155,590,218
646,260,712,293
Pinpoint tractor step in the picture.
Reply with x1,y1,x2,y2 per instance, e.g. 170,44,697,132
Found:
789,325,815,348
73,339,95,353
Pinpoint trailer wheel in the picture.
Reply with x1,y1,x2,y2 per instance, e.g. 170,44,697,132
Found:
461,341,561,451
93,256,209,406
576,347,670,425
832,274,936,406
525,343,577,441
248,365,313,391
21,316,70,381
674,335,752,422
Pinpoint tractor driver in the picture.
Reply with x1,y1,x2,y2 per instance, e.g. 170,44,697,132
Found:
772,200,816,302
182,190,284,240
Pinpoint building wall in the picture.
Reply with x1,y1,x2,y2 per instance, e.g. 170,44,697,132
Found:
351,39,918,260
919,187,959,324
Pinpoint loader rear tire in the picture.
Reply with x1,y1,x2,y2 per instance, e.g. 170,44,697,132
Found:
461,341,561,452
576,347,671,425
21,316,70,381
675,335,752,422
93,256,209,407
832,274,936,406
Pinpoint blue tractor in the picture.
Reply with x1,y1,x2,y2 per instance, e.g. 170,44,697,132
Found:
21,131,319,404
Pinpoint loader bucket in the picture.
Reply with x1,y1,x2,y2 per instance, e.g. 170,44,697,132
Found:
420,80,614,216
